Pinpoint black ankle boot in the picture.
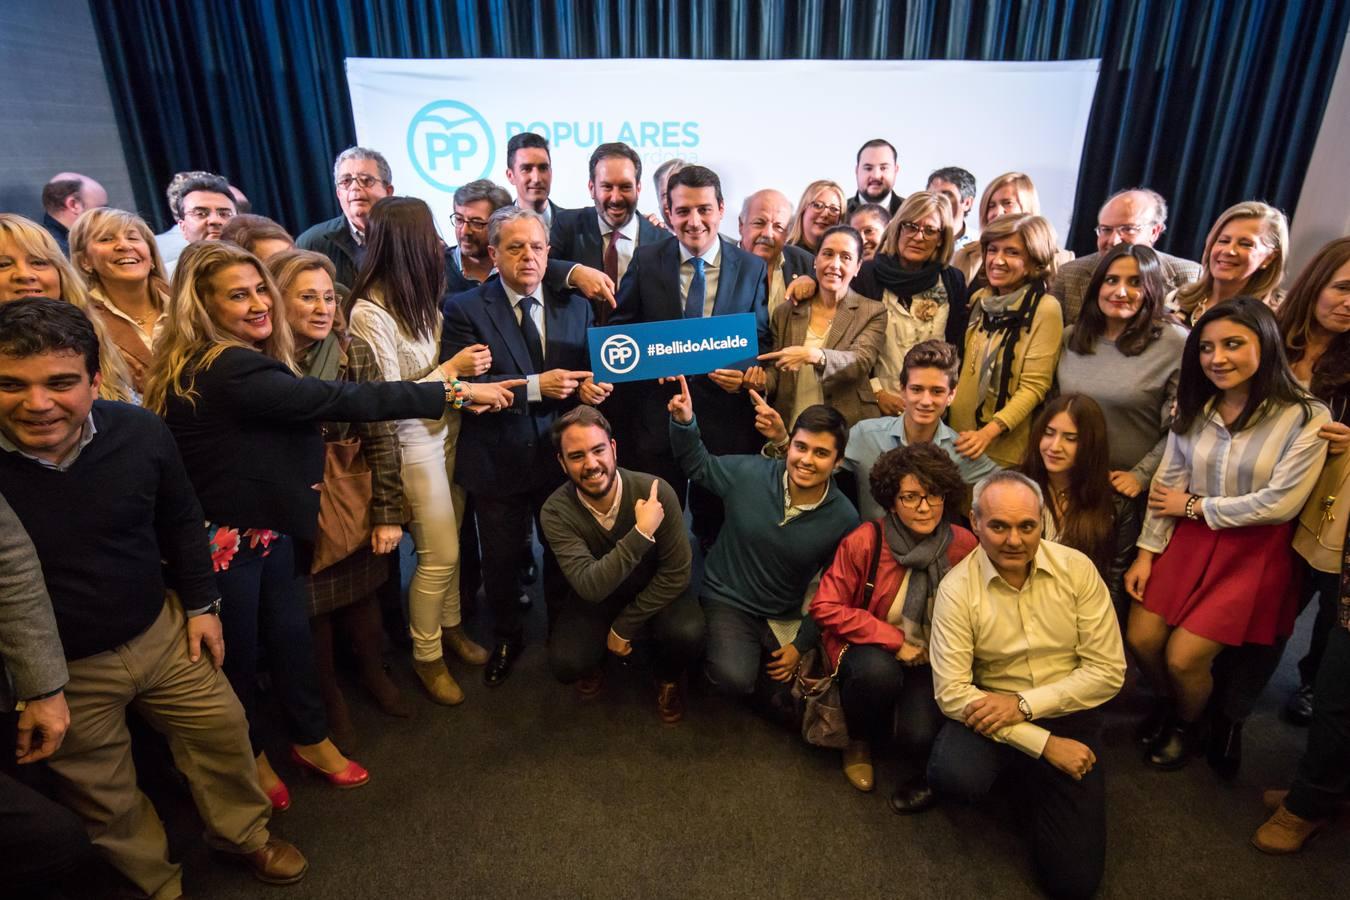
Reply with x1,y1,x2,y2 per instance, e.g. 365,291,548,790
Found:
1206,715,1243,780
1136,697,1174,748
1147,718,1201,770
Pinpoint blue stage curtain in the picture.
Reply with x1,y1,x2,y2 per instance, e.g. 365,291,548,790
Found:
90,0,1348,258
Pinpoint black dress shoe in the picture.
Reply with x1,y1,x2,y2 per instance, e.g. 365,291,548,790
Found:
1147,719,1201,771
1136,697,1174,748
1282,684,1315,726
484,640,522,687
888,775,936,815
1206,715,1243,780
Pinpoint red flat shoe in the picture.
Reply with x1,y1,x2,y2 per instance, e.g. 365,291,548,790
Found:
289,747,370,789
265,779,291,812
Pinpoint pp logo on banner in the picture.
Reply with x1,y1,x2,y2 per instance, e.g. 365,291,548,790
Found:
588,314,759,384
407,100,495,193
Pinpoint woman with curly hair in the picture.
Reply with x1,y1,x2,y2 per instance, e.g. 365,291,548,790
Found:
810,443,978,812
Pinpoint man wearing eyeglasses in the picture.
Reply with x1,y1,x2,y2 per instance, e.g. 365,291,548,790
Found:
1049,188,1201,323
296,146,395,288
160,172,237,277
446,179,514,296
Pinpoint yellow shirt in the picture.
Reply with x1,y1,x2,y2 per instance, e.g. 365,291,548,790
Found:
929,540,1125,757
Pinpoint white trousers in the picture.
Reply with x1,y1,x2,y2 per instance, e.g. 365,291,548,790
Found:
399,413,465,662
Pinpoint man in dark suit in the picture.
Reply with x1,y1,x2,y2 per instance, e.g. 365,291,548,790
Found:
611,164,770,545
442,206,604,686
505,132,567,230
296,146,394,288
738,188,814,314
551,142,670,323
846,139,902,216
1050,188,1202,323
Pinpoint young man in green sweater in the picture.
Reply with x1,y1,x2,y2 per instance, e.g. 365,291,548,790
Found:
667,375,859,705
540,406,704,724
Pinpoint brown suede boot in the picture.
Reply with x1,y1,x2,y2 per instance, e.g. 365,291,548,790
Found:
442,624,490,665
1252,804,1327,854
413,658,465,705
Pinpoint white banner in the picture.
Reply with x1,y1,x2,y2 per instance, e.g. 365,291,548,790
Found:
346,58,1100,245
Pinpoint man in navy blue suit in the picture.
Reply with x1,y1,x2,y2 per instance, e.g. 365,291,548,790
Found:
610,164,770,546
550,142,670,323
442,206,607,686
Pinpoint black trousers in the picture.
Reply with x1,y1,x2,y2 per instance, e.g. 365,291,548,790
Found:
928,710,1106,900
837,645,943,757
548,587,706,683
1287,625,1350,820
471,484,565,641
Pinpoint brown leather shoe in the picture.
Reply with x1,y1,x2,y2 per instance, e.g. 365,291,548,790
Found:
656,680,684,724
842,741,874,792
1264,788,1350,813
443,625,490,666
413,659,465,706
232,838,309,885
1252,805,1327,854
576,668,604,699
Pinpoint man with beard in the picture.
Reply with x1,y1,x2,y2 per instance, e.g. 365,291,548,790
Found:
550,142,669,322
540,406,702,723
738,189,814,313
669,378,858,710
446,178,514,296
847,139,902,216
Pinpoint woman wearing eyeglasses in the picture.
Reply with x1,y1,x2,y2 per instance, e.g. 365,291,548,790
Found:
786,180,847,254
811,443,978,809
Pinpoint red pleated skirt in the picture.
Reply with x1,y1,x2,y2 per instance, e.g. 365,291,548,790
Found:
1142,518,1301,646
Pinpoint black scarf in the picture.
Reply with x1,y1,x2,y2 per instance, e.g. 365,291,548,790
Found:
871,255,943,306
883,512,953,628
972,281,1045,429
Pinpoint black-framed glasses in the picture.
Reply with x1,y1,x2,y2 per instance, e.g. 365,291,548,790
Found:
337,174,385,190
896,492,945,509
451,213,491,230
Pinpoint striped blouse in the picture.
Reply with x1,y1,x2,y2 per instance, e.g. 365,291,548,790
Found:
1137,398,1330,554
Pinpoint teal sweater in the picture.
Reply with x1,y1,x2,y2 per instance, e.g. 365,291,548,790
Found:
670,415,859,650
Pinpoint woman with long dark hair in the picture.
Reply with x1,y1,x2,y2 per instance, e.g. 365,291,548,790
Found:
347,197,494,706
1018,394,1138,613
1057,244,1188,499
1124,298,1329,770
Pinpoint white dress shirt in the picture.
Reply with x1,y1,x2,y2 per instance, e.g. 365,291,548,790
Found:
678,239,721,317
502,279,549,403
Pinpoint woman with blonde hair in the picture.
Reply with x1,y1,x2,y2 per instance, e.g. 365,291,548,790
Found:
145,240,518,809
786,179,847,254
0,212,135,401
1171,201,1288,325
69,207,170,392
950,172,1041,283
948,214,1064,468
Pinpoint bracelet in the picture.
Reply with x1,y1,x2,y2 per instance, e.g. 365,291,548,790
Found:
1184,495,1201,520
447,379,469,410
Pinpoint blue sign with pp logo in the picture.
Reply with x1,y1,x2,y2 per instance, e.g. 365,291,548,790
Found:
588,314,759,384
407,100,496,193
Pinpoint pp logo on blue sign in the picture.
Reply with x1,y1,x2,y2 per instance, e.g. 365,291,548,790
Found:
407,100,495,193
599,335,640,375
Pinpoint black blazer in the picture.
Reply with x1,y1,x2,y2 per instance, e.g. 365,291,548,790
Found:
549,207,671,277
610,236,769,458
162,346,445,540
441,278,594,495
780,243,815,284
442,251,595,316
296,214,362,290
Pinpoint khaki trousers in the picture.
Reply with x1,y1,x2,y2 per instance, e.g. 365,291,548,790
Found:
48,598,270,899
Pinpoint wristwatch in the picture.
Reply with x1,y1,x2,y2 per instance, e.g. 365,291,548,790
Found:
1016,693,1033,721
187,598,223,618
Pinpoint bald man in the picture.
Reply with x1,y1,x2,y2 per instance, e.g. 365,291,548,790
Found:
738,189,815,313
1049,188,1201,323
40,173,108,255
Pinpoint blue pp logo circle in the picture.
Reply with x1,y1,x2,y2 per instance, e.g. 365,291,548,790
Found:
600,335,641,375
407,100,495,193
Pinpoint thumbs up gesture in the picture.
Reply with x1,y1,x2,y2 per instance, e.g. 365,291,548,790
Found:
634,479,666,536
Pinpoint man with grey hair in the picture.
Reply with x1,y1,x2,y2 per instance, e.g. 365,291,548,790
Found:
40,173,108,255
924,470,1125,898
651,157,686,228
296,146,396,287
441,205,602,687
737,188,813,313
1050,188,1202,323
447,178,514,295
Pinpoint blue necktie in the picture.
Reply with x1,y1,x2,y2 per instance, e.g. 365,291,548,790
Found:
517,296,545,373
684,257,706,320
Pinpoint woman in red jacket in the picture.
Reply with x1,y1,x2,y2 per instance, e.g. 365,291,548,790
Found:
811,443,978,811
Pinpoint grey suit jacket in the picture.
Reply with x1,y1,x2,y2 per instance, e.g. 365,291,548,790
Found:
766,289,887,427
0,493,67,711
1052,248,1202,324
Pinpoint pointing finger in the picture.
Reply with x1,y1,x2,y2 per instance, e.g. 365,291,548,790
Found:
648,480,659,502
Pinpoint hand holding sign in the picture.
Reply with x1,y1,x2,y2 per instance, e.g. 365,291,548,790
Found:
540,369,595,400
667,375,693,424
742,365,767,393
748,389,788,445
707,368,744,393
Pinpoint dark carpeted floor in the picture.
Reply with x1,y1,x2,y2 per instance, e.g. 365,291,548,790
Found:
66,541,1350,900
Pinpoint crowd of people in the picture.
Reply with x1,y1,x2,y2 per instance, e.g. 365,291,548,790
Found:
1,134,1346,900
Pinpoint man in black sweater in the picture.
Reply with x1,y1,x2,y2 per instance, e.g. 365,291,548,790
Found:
0,299,307,898
540,406,703,723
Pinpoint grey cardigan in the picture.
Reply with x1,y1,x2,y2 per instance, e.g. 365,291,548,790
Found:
0,493,68,711
766,289,887,427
